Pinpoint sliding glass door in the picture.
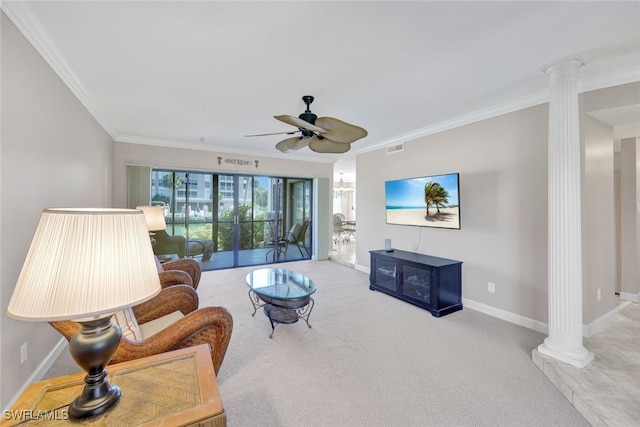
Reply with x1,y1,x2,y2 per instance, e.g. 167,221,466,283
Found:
235,176,279,265
150,169,312,270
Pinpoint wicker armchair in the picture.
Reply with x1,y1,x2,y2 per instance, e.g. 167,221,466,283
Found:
50,285,233,375
158,257,201,290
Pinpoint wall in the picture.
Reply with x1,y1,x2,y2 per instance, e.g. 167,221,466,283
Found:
356,99,621,327
581,115,616,321
582,82,640,304
357,105,551,323
619,137,640,301
0,14,114,409
615,170,622,293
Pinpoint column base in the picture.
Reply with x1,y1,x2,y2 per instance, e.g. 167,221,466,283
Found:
537,338,594,368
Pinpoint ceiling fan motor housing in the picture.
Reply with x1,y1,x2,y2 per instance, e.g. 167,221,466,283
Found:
298,111,317,125
299,95,317,125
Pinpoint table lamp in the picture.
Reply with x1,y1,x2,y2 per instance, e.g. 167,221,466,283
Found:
136,205,167,245
6,208,162,419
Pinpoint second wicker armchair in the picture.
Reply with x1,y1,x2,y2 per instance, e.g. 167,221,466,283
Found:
158,257,202,289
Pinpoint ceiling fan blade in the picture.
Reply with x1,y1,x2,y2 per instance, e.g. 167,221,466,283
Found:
275,136,310,153
274,115,327,133
308,136,352,154
245,130,300,137
315,117,368,144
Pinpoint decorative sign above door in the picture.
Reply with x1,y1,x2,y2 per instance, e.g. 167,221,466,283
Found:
217,156,259,169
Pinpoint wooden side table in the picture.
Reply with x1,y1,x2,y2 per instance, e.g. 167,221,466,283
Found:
2,345,226,426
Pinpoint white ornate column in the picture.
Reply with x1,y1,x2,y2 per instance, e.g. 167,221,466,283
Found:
537,58,594,368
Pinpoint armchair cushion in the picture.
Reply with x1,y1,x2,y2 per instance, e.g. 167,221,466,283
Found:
154,256,163,272
138,310,184,338
115,308,184,342
288,223,302,241
113,308,142,341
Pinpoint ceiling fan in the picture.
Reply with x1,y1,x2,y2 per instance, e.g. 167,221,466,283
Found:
247,96,368,154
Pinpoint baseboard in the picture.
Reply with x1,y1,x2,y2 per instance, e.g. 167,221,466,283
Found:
344,262,620,338
582,302,629,338
353,264,547,333
462,298,549,334
3,338,67,412
619,291,640,303
354,263,369,274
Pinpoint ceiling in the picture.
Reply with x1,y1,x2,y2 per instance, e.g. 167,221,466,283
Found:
3,1,640,182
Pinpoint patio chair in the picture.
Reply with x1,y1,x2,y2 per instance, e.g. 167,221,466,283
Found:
153,230,186,258
285,219,310,257
154,230,213,261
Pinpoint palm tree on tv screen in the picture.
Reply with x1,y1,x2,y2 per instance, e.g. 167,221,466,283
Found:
424,181,449,216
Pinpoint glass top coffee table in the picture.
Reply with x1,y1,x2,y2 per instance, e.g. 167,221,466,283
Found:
246,268,316,338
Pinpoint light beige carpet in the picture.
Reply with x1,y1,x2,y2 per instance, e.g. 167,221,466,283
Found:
205,260,588,427
46,260,588,426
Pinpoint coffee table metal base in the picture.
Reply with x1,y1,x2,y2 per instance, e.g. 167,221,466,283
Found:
249,289,314,338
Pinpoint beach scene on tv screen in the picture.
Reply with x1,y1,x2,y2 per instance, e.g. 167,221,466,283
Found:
385,173,460,229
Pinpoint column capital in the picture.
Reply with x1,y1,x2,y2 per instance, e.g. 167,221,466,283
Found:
542,54,586,78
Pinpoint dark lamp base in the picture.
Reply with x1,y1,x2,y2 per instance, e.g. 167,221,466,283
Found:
69,382,121,419
68,316,122,419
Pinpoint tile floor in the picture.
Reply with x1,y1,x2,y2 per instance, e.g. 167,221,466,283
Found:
328,236,356,266
533,301,640,427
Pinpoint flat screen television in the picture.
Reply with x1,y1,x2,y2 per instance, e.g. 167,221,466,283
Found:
385,173,460,229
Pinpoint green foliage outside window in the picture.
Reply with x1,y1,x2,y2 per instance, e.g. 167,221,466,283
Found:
152,194,170,205
189,205,266,251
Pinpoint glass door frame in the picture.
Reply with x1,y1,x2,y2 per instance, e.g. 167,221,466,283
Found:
151,169,313,270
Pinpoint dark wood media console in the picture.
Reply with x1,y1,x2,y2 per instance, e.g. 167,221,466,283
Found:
369,249,463,317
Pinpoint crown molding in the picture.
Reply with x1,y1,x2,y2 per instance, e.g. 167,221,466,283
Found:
356,90,551,154
115,134,336,164
578,65,640,93
1,0,118,139
358,65,640,155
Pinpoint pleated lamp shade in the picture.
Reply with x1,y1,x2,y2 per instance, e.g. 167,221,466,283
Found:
136,205,167,232
6,208,161,322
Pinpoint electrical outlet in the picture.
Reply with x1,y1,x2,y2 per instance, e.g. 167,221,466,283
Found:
597,288,602,301
488,282,495,293
20,342,27,364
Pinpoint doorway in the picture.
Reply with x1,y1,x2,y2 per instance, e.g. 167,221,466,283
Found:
330,174,356,266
